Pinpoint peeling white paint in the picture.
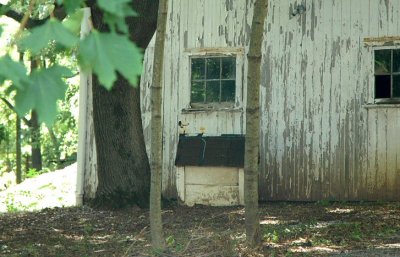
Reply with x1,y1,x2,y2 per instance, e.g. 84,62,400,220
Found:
82,0,400,202
176,166,244,206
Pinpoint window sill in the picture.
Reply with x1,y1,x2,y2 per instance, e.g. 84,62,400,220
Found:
181,107,243,113
363,103,400,109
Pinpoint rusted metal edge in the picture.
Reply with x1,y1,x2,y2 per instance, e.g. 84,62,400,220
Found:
364,36,400,47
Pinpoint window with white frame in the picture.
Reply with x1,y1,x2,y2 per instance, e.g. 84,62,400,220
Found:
190,56,236,108
374,48,400,102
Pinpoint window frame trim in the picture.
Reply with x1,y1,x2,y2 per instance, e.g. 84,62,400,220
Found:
190,55,237,107
372,45,400,104
183,47,244,111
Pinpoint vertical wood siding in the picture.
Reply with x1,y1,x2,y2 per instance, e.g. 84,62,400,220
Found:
139,0,400,201
82,76,98,200
141,0,254,198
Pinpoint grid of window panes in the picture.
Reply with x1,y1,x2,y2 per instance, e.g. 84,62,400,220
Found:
374,49,400,101
191,56,236,106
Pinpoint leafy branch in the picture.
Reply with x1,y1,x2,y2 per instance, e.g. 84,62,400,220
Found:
0,97,30,126
0,3,66,29
0,0,144,125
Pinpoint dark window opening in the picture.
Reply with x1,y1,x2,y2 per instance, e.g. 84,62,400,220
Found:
190,56,236,108
374,49,400,103
375,75,391,98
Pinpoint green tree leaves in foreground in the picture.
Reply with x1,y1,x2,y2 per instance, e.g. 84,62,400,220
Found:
19,18,78,55
0,0,143,125
14,65,72,125
78,31,142,89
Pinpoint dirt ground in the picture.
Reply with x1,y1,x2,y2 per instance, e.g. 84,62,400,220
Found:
0,202,399,257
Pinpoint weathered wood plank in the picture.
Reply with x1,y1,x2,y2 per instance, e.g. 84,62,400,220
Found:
377,109,388,200
319,0,334,200
367,109,378,200
185,185,240,206
135,0,400,202
386,110,397,200
185,167,239,186
328,0,342,200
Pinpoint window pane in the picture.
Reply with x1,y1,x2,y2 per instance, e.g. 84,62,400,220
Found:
375,50,391,74
206,58,221,79
221,80,235,102
191,58,205,80
206,81,220,102
393,50,400,73
191,82,205,103
221,57,236,79
393,75,400,97
375,75,391,98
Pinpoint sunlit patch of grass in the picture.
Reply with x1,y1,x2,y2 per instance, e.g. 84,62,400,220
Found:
260,216,280,225
327,207,354,214
261,220,316,244
260,217,387,251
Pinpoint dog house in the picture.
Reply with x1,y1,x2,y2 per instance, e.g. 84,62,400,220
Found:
175,135,245,206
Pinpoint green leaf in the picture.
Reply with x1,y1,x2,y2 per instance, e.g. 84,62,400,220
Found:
19,18,78,55
97,0,137,33
14,65,72,125
62,9,84,35
78,31,143,89
0,55,28,89
0,26,3,37
57,0,83,14
103,13,129,33
97,0,137,18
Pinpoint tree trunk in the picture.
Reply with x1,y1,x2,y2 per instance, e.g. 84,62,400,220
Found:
16,115,22,184
30,110,42,171
24,154,30,173
88,0,159,208
244,0,268,247
47,127,61,167
149,0,168,250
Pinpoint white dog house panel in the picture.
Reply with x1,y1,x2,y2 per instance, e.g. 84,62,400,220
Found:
175,135,244,206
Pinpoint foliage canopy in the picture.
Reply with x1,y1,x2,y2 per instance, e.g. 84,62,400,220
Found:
0,0,143,125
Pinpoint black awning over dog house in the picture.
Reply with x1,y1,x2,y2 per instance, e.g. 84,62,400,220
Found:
175,134,245,168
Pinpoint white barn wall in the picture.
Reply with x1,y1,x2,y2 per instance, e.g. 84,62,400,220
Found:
139,0,400,201
259,0,400,200
142,0,255,198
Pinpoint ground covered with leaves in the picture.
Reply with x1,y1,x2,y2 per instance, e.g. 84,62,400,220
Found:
0,202,399,256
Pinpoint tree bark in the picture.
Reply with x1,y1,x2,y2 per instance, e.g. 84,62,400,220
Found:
0,98,41,174
16,115,22,184
149,0,168,250
30,110,42,171
87,0,159,208
48,127,61,161
244,0,268,247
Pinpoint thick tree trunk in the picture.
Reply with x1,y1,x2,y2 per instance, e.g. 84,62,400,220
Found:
30,110,42,171
244,0,268,247
88,0,159,208
91,78,150,207
149,0,168,250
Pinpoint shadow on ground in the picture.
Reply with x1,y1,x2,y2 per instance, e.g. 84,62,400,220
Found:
0,202,399,256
